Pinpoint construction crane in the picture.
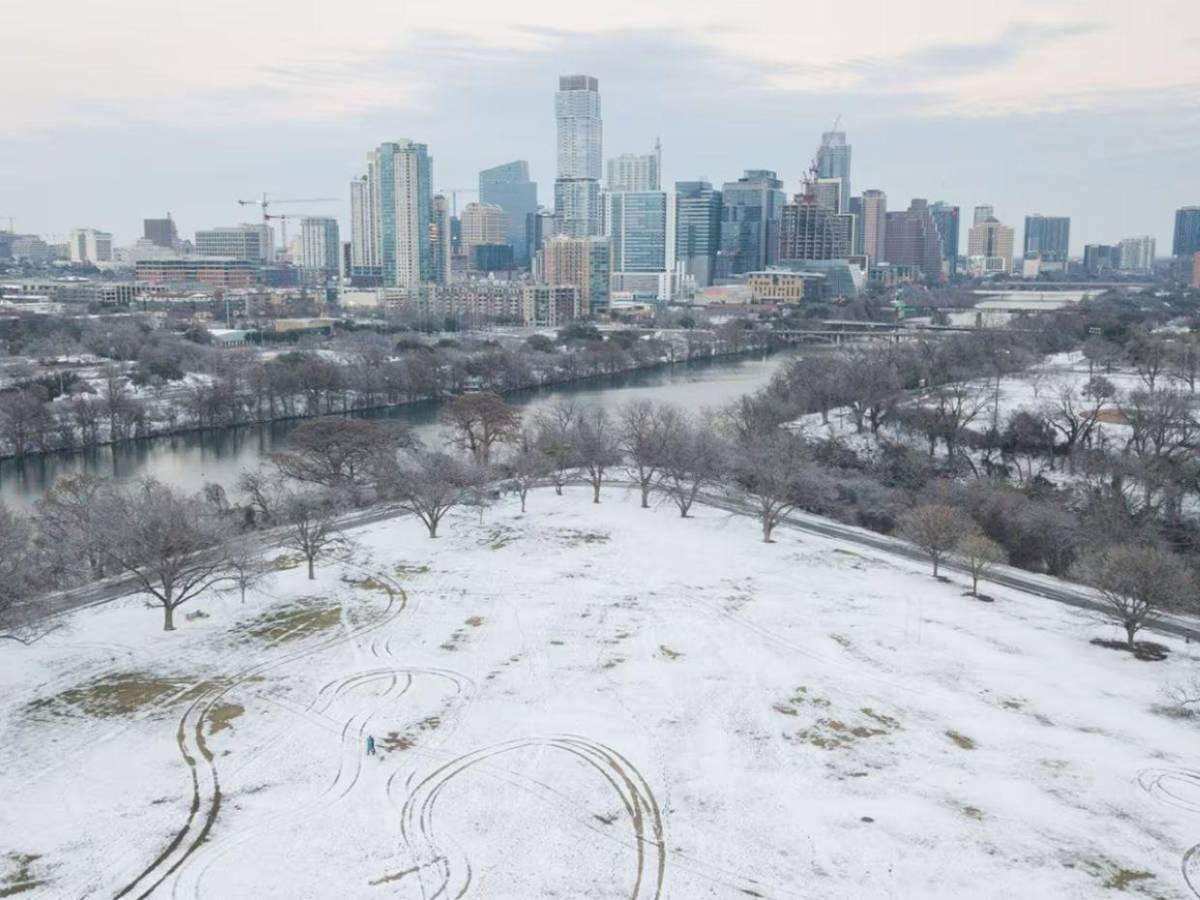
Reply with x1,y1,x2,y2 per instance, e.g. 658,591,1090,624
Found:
436,188,478,218
0,215,14,232
236,193,338,254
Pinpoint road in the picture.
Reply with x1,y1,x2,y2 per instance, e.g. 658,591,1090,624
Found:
23,488,1200,645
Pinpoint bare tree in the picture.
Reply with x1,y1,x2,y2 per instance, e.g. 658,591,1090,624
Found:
573,407,621,503
617,400,678,508
279,489,346,580
0,502,41,643
380,450,480,537
1075,544,1195,648
1044,376,1117,455
658,412,725,517
898,504,975,577
221,542,273,602
238,469,288,526
96,479,232,631
499,428,551,513
728,433,826,542
1128,331,1169,391
844,346,903,435
442,391,520,466
1168,336,1200,393
271,418,408,490
956,534,1005,596
35,473,110,582
533,401,578,496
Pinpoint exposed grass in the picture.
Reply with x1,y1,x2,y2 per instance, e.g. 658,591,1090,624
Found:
1101,869,1155,891
557,528,611,547
774,686,832,716
792,706,901,751
658,645,683,660
464,616,484,628
240,600,342,644
207,702,244,735
0,853,44,897
342,575,397,601
962,805,984,821
485,526,520,550
393,563,431,578
377,716,442,754
24,673,210,721
270,553,306,572
946,730,976,750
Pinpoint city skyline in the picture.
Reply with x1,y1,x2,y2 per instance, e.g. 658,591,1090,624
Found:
2,4,1198,252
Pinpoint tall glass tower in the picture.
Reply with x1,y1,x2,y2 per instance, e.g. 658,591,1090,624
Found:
366,140,433,287
479,160,537,266
554,75,602,238
816,132,851,213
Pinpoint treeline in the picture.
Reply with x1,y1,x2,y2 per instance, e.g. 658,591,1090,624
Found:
0,318,764,459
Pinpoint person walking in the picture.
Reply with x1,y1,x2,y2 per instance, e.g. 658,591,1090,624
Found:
366,735,376,756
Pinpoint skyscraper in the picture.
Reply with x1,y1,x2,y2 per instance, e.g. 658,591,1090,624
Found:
298,217,340,279
606,191,668,274
883,199,944,281
1174,207,1200,259
360,139,433,287
1119,236,1156,272
816,131,851,213
973,205,995,226
430,194,452,285
460,202,507,250
967,216,1015,273
543,235,610,316
68,228,113,264
675,181,722,287
929,203,960,278
143,215,178,249
861,190,888,263
349,175,377,276
777,198,855,262
607,141,661,192
1084,244,1120,275
554,75,602,238
479,161,537,266
1023,215,1071,269
812,178,843,213
717,170,786,278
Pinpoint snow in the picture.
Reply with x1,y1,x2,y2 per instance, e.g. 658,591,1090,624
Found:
4,487,1200,898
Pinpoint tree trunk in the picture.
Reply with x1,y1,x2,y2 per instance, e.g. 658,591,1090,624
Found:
554,482,563,496
762,518,774,543
932,555,940,577
592,480,601,503
428,519,439,538
520,493,527,513
971,572,978,595
307,555,315,580
640,483,650,508
1125,621,1138,649
163,603,176,631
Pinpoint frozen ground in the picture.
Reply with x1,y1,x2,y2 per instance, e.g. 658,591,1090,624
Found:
4,486,1200,898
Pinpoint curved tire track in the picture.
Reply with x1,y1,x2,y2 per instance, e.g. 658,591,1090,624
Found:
1137,767,1200,898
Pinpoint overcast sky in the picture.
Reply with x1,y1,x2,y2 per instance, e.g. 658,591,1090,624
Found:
3,0,1198,253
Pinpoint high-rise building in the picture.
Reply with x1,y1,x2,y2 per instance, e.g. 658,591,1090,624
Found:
967,216,1015,273
816,131,851,212
195,224,272,262
861,190,888,263
68,229,113,264
813,178,843,213
1191,252,1200,290
460,202,508,250
543,235,610,315
1083,244,1120,275
847,196,864,256
1118,236,1156,272
607,141,661,192
1023,215,1071,269
717,170,786,278
884,199,944,282
298,217,340,279
973,205,995,226
606,191,668,276
675,181,722,287
356,139,434,287
143,216,178,249
554,75,603,238
777,198,854,261
527,208,560,265
430,194,452,285
479,161,538,266
928,203,960,278
1174,207,1200,259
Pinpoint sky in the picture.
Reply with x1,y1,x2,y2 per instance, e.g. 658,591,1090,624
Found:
2,0,1198,254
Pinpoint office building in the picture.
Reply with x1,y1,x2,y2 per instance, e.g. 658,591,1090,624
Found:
298,217,340,279
967,216,1015,273
469,244,515,272
1192,252,1200,290
1083,244,1120,275
479,161,537,265
816,131,851,212
675,181,722,287
746,271,820,304
523,284,580,328
68,228,113,265
929,202,960,277
143,216,178,249
1023,215,1071,270
527,208,559,264
847,196,864,255
195,224,273,263
430,194,452,285
884,199,944,282
1175,207,1200,259
777,198,855,261
460,202,507,250
353,139,434,287
543,235,611,315
607,141,661,192
973,205,995,226
554,75,603,238
860,190,887,263
717,170,786,278
134,258,258,288
813,178,843,213
606,191,668,274
1119,236,1156,272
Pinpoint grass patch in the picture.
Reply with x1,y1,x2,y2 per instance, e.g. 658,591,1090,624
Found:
774,686,831,716
1090,638,1169,662
484,526,520,550
270,553,306,571
962,805,984,820
946,730,976,750
342,575,397,600
208,702,244,735
549,639,565,646
792,706,901,751
240,600,342,644
393,563,431,578
0,854,44,897
464,616,484,627
658,645,683,660
24,672,211,721
377,716,442,754
1102,870,1155,891
558,529,610,547
368,866,421,886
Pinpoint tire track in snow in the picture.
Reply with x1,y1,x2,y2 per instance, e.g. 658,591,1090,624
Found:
1136,768,1200,897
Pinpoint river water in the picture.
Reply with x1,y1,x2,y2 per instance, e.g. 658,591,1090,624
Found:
0,352,792,510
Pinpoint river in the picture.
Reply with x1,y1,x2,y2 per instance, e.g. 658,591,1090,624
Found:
0,352,793,510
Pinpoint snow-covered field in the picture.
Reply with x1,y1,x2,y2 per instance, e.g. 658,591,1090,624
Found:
4,486,1200,898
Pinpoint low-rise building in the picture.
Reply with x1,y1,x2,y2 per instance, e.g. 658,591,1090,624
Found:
135,257,259,288
746,270,816,304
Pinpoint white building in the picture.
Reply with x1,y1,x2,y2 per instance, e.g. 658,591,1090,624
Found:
606,141,661,192
554,75,603,238
299,217,340,279
1119,236,1156,272
68,228,113,264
